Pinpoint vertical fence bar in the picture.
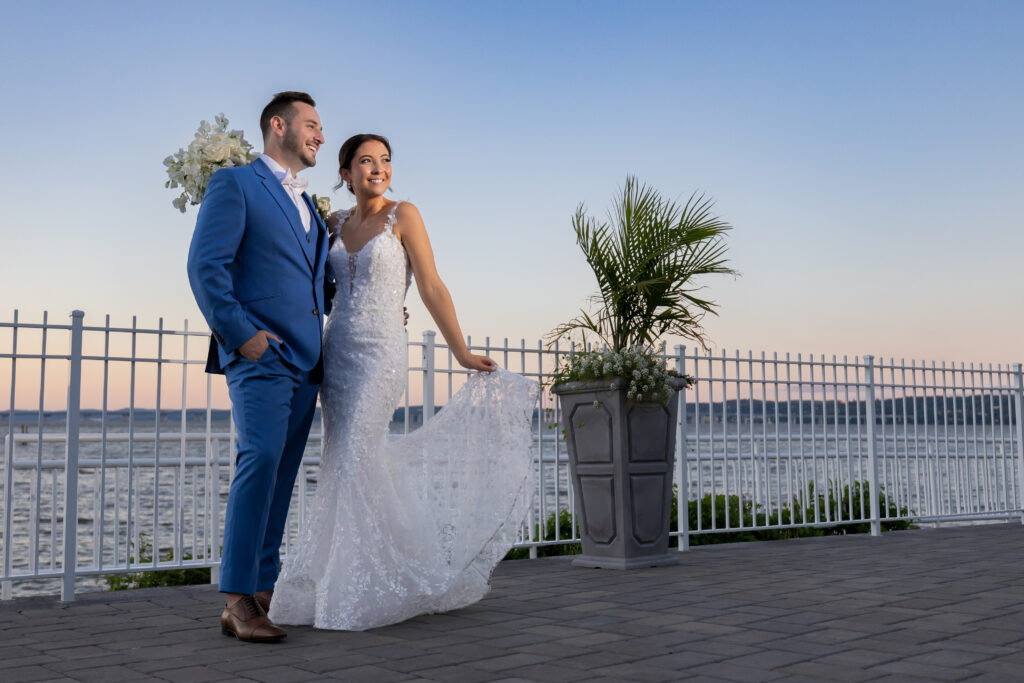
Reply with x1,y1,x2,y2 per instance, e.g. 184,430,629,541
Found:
772,352,782,526
693,351,704,531
877,359,891,521
864,355,881,536
808,356,820,524
422,331,435,425
950,363,964,514
972,364,989,515
153,318,164,570
719,350,728,528
61,310,84,601
995,366,1011,513
760,352,771,527
97,315,110,572
983,365,998,513
2,310,18,600
732,350,741,528
126,317,137,567
179,319,189,567
749,355,758,525
1014,364,1024,523
928,361,942,518
842,357,854,522
30,312,47,575
899,359,912,519
535,339,547,549
675,345,689,550
1,433,9,600
910,360,923,517
206,372,219,584
784,353,794,525
797,354,809,524
402,329,411,436
831,356,842,523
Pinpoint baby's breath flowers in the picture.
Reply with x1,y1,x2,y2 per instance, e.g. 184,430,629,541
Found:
551,346,691,403
163,114,258,213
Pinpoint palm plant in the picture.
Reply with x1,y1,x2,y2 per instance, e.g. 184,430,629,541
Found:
549,176,736,352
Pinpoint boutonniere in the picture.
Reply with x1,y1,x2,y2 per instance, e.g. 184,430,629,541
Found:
311,194,332,224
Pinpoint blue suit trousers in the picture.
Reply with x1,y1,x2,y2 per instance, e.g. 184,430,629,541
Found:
219,346,319,594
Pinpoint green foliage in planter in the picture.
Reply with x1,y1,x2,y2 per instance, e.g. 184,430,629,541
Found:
550,346,690,403
104,533,211,590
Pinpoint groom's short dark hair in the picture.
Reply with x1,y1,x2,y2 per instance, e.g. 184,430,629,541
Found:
260,92,316,139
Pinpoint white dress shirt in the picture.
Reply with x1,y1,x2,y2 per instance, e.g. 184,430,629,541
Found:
259,153,311,233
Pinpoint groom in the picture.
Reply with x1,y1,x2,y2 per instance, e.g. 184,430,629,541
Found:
187,91,328,642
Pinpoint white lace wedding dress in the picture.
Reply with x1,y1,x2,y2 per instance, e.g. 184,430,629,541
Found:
269,202,538,630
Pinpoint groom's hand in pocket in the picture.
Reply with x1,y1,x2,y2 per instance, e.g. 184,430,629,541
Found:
239,330,282,361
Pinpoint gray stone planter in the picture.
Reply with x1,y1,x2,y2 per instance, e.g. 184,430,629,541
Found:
552,377,686,569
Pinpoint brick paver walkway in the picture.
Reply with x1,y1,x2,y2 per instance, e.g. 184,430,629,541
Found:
3,524,1024,682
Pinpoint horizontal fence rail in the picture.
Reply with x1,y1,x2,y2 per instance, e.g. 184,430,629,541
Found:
2,310,1023,600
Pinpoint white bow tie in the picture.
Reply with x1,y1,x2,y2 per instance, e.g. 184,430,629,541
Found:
281,175,308,193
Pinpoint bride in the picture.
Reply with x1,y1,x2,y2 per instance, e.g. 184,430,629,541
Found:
269,134,538,630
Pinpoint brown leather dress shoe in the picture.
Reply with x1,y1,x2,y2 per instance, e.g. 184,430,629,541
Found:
220,595,286,643
254,590,273,614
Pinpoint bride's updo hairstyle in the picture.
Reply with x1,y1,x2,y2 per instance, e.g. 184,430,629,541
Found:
335,133,393,193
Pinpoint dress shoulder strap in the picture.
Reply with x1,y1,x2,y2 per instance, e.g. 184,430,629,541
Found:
327,209,352,245
386,201,403,233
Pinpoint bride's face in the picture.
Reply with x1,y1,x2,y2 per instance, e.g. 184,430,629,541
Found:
343,141,391,197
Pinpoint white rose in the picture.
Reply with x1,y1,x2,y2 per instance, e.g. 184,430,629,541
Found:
204,140,233,163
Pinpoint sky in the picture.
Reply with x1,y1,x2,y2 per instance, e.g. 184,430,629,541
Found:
2,0,1023,410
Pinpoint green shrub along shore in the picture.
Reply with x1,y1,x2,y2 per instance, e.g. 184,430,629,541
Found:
104,534,212,591
502,479,913,560
105,480,912,590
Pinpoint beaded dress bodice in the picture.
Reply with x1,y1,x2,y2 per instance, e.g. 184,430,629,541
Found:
327,205,412,343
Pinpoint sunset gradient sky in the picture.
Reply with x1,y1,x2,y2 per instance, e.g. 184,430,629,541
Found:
2,0,1022,408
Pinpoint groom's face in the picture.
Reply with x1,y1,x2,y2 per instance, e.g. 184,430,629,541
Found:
282,102,324,170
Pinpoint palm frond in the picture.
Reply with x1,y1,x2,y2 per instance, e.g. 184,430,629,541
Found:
548,176,738,352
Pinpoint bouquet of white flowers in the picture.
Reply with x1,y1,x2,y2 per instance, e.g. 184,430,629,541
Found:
163,114,258,213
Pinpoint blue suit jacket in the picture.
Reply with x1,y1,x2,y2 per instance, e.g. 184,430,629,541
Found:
187,158,331,375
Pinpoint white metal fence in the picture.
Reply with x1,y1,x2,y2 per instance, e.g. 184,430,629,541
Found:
2,310,1023,600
